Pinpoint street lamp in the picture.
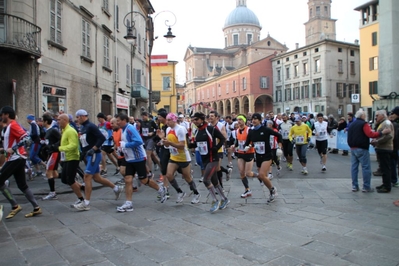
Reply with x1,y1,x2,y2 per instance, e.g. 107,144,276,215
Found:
123,10,176,114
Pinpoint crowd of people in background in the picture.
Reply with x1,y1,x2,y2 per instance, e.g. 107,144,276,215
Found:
1,104,398,220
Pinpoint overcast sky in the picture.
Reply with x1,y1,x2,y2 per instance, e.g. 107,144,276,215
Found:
149,0,366,83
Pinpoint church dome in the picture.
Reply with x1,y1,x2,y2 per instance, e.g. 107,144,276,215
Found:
223,5,261,29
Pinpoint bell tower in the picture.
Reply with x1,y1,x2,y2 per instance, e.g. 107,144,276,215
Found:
304,0,337,45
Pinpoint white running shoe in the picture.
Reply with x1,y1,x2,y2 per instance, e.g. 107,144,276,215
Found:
42,193,58,200
191,193,201,204
114,185,124,200
73,201,90,211
226,167,232,181
176,192,186,203
117,202,133,212
268,173,273,180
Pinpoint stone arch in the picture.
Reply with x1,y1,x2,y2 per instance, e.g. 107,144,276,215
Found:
218,101,224,116
242,95,250,115
254,94,273,115
225,99,232,115
233,98,240,114
211,102,217,112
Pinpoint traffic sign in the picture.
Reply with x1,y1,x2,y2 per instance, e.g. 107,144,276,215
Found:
351,94,360,103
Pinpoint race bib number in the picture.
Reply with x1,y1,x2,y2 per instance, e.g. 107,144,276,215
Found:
238,140,246,151
170,147,179,156
296,136,304,144
269,136,275,147
319,130,326,136
197,141,208,155
80,134,88,147
254,141,265,154
60,151,66,161
142,128,149,137
282,130,289,138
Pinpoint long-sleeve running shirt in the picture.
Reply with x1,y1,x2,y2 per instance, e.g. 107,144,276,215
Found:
245,125,282,156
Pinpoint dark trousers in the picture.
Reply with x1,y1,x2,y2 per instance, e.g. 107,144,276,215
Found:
391,156,398,184
376,150,392,190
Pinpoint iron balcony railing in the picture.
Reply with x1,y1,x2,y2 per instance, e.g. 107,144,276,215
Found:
131,84,149,100
0,13,41,57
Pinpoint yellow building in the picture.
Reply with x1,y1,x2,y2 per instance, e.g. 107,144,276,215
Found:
355,1,379,118
151,57,178,114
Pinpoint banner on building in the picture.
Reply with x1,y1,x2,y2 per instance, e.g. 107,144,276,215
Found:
151,55,168,66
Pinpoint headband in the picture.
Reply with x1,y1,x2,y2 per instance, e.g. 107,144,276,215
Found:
237,115,247,123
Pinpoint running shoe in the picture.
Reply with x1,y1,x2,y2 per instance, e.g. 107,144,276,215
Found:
114,185,124,200
154,164,159,171
25,207,42,218
117,202,133,212
210,200,220,213
100,170,107,176
34,171,44,178
176,191,186,203
5,180,9,187
268,173,273,180
288,163,293,171
42,193,58,200
113,168,120,176
115,178,125,185
303,169,308,175
226,167,232,181
5,205,22,219
392,182,399,188
352,186,359,192
199,177,204,183
232,155,236,159
73,202,90,211
191,193,201,204
362,187,374,193
70,199,83,208
322,166,326,172
219,199,230,210
267,187,277,203
158,185,167,203
241,189,252,198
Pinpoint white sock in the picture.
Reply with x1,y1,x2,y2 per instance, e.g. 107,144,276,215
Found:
84,200,90,205
126,201,132,206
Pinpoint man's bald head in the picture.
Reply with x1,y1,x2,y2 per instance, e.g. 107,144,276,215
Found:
58,114,70,129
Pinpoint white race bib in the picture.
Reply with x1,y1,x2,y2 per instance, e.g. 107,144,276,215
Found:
254,141,265,154
282,130,289,139
296,136,304,144
142,128,149,137
60,151,66,161
80,134,88,147
238,140,246,151
269,136,275,148
197,141,208,155
170,147,179,156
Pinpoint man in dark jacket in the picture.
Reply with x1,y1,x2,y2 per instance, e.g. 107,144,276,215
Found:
348,110,390,193
389,107,399,189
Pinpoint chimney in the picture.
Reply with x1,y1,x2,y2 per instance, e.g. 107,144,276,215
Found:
354,39,359,45
295,43,299,49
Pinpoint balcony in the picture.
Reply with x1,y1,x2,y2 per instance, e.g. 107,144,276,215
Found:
0,13,41,58
152,91,161,103
131,84,149,101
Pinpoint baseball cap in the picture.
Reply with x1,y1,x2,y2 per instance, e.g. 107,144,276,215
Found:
178,114,184,118
75,109,88,116
302,115,307,119
391,106,399,116
0,106,15,115
27,114,35,120
251,113,262,120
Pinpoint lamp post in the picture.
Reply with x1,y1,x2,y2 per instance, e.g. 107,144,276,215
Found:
123,10,176,114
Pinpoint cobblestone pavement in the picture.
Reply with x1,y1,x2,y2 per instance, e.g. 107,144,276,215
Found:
1,150,399,266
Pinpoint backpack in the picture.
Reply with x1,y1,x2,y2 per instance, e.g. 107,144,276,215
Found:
39,126,46,139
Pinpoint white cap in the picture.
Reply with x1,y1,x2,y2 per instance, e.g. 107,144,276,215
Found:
178,114,184,118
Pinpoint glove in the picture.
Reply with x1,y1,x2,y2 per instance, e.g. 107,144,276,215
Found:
120,141,126,148
244,146,250,152
276,148,283,157
40,140,46,145
307,138,311,142
86,148,95,156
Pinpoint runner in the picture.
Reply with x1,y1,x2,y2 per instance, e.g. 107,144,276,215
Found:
0,106,42,218
26,114,46,177
57,114,87,207
289,116,313,175
278,114,294,170
266,120,282,179
155,109,171,198
314,113,329,172
41,113,61,200
73,109,123,211
157,113,201,204
230,114,257,198
97,113,118,176
191,112,229,213
244,113,281,203
115,113,167,212
140,112,161,177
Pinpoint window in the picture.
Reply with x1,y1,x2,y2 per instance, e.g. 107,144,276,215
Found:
303,51,307,56
293,83,300,99
316,6,320,16
338,59,343,73
338,48,342,53
369,81,378,94
303,62,308,75
294,65,299,77
350,50,355,56
233,80,236,92
285,85,292,101
277,60,280,64
303,106,308,112
277,69,281,81
315,48,319,52
324,6,328,14
82,19,91,58
137,33,141,53
247,34,252,45
115,5,119,30
372,32,377,46
242,77,247,90
103,35,110,68
126,64,130,85
336,83,346,98
134,69,141,85
162,76,170,91
114,56,119,81
226,83,229,94
312,78,322,97
310,8,312,17
276,87,282,102
350,61,355,75
212,87,215,97
103,0,109,11
225,37,227,47
286,67,290,79
260,77,269,89
50,0,62,44
233,34,238,45
294,55,298,59
315,59,320,72
315,105,320,112
302,81,310,98
286,57,289,62
207,89,209,99
369,56,378,70
218,85,221,96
